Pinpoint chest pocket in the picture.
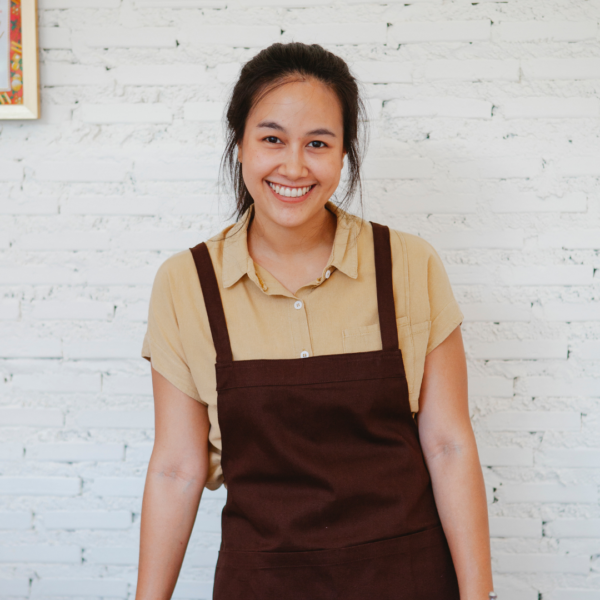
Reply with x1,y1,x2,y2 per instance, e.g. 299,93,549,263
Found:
342,317,431,412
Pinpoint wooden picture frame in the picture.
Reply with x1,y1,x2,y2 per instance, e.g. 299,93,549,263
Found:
0,0,39,119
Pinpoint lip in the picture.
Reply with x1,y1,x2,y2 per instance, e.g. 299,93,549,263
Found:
265,180,316,204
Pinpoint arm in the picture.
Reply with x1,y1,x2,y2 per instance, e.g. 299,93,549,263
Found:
135,365,211,600
417,325,493,600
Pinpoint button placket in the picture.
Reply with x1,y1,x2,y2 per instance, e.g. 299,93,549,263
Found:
290,297,312,360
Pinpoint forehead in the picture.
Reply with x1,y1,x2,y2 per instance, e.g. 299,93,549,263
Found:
248,78,343,129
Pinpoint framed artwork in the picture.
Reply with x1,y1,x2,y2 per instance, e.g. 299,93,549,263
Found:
0,0,39,119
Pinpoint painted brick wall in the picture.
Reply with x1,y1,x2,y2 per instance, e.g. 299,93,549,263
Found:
1,0,599,598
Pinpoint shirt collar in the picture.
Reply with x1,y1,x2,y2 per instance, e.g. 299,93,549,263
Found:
219,201,360,290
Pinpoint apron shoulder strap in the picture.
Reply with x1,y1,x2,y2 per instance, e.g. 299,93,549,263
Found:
190,242,233,363
370,222,400,352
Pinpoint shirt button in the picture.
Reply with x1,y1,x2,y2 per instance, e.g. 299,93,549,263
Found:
300,350,309,358
325,270,331,279
294,300,303,310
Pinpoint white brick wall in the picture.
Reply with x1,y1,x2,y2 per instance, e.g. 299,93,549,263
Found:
1,1,599,598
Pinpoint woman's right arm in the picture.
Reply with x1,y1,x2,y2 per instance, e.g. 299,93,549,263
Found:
135,365,211,600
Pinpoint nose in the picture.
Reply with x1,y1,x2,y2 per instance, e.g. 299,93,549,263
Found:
278,146,308,181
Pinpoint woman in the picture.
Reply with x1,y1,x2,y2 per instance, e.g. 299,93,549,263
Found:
138,42,494,599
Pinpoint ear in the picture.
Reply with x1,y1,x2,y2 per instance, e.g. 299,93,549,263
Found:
237,143,243,163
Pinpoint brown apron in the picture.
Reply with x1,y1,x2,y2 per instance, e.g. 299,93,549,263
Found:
190,222,460,599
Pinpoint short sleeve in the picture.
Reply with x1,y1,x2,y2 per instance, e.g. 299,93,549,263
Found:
141,259,206,405
424,243,464,355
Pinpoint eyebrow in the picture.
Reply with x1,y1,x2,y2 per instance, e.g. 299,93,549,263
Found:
256,121,337,137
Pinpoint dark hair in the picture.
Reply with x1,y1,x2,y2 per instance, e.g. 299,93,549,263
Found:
220,42,368,220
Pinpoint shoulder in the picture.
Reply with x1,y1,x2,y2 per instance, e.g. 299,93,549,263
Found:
153,248,195,287
389,228,441,263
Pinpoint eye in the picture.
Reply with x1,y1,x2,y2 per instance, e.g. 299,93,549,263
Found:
308,140,327,149
264,136,281,144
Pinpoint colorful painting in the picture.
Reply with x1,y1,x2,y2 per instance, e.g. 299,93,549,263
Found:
0,0,22,105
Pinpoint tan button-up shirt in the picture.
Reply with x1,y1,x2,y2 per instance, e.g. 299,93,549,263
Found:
142,202,463,490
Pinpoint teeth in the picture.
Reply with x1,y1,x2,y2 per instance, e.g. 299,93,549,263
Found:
269,182,312,197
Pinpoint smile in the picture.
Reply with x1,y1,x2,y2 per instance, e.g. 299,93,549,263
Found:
267,181,315,198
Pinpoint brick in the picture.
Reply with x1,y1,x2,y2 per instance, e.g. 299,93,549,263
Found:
469,341,567,359
1,266,74,286
0,477,80,496
32,300,113,320
172,580,214,599
103,374,153,396
183,102,226,121
81,27,177,48
557,157,600,177
285,23,386,45
489,517,541,537
491,192,587,213
540,302,599,322
495,21,598,42
0,545,80,563
479,447,533,466
503,484,596,503
81,104,173,124
171,195,224,215
62,195,159,215
0,197,59,214
215,62,241,84
351,61,412,83
462,303,531,322
26,443,124,462
389,20,490,43
82,267,155,285
43,64,112,86
135,159,219,181
31,579,127,598
17,231,111,250
0,160,23,181
34,159,131,182
446,266,490,285
134,0,225,4
498,266,593,286
11,373,100,393
363,158,433,179
482,411,580,431
125,444,153,462
549,592,600,600
92,477,145,497
424,59,519,81
522,378,600,397
41,0,120,5
185,25,280,47
0,337,61,358
469,377,513,396
580,342,600,360
0,512,30,529
42,511,131,529
428,230,523,249
38,27,71,49
448,158,541,179
114,65,208,86
496,553,589,573
538,230,600,248
386,98,491,119
0,300,19,319
0,443,23,460
522,58,600,80
536,449,600,468
85,546,138,565
181,549,219,567
115,231,202,250
503,98,599,119
75,410,154,428
39,104,74,124
378,193,476,213
64,339,142,359
0,580,29,595
546,519,600,538
229,0,328,4
494,578,537,600
0,408,63,427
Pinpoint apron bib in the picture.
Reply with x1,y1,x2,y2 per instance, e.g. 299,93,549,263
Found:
190,223,460,599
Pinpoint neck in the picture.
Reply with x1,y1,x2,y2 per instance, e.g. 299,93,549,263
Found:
247,205,337,261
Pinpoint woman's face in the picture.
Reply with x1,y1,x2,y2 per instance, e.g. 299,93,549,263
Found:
238,77,346,230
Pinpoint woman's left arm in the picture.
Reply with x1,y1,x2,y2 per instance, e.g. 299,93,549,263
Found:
417,324,493,600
